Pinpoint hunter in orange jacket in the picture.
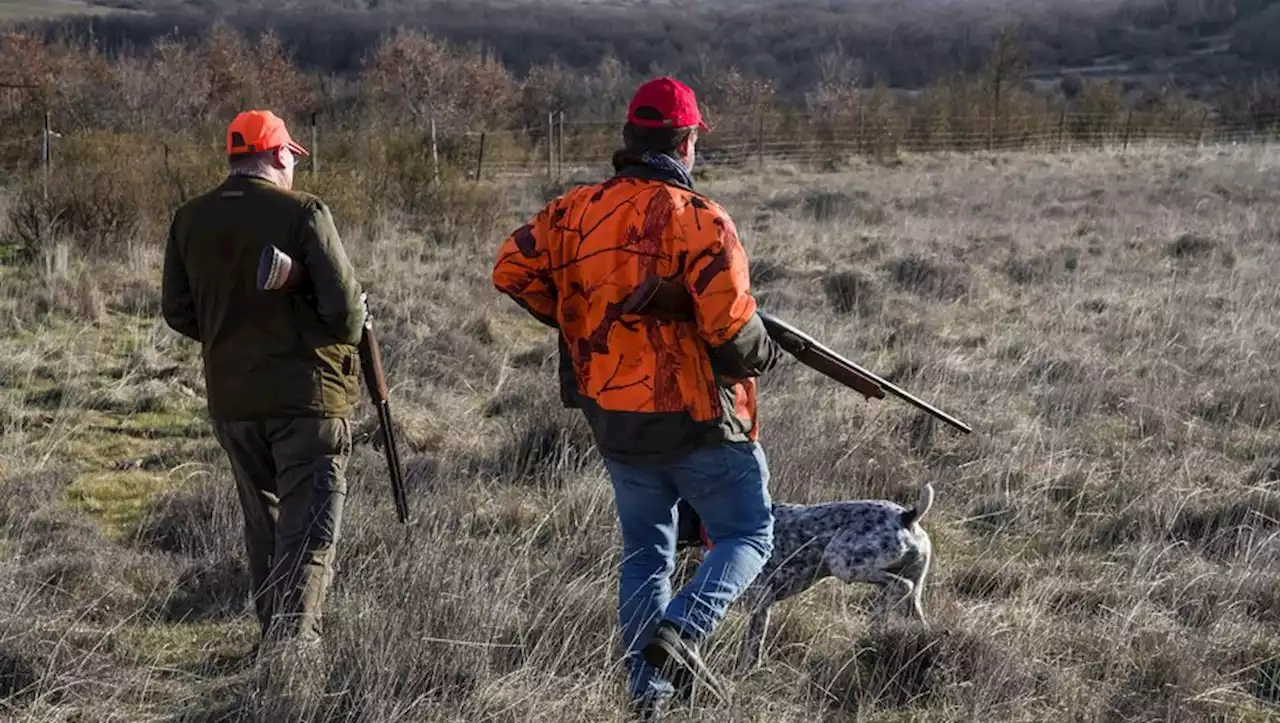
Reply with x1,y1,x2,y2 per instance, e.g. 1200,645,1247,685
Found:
493,77,781,717
492,132,781,464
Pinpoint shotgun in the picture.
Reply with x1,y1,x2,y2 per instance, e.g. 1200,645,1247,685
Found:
257,245,411,523
637,277,972,435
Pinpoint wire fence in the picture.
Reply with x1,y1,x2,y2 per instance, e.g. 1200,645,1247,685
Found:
3,108,1280,188
430,109,1280,180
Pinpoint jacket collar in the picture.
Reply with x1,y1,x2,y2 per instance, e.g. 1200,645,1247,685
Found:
611,151,695,191
221,173,281,190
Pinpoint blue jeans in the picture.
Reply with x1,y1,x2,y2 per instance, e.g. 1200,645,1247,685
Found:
603,441,775,702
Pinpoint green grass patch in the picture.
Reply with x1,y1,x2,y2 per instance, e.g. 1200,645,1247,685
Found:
59,423,151,467
0,243,23,264
114,411,208,439
66,469,172,537
113,619,257,671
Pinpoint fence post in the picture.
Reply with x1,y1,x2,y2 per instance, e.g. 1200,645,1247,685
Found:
430,117,440,187
547,112,554,179
857,104,866,156
1057,108,1067,153
558,111,564,179
310,112,319,179
1197,108,1210,148
757,109,765,171
41,109,51,202
474,132,486,183
1122,109,1133,151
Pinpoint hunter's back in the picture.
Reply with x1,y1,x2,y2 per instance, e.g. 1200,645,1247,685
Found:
550,176,736,417
167,175,360,421
493,171,773,461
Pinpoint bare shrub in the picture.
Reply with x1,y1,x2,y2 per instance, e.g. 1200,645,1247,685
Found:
4,170,144,264
814,623,1049,713
1168,490,1280,559
965,495,1024,538
880,254,969,301
161,556,250,624
1046,582,1123,620
802,189,879,223
1191,381,1280,428
487,410,598,489
131,474,242,560
1002,246,1081,284
749,258,792,286
0,646,40,704
822,269,880,316
950,559,1027,600
1253,658,1280,705
1166,232,1217,259
1105,641,1217,723
3,186,66,265
362,27,518,133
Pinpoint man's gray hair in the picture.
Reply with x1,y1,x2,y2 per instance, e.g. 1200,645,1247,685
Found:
228,150,278,179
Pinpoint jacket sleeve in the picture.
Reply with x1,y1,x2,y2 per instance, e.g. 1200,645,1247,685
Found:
492,203,558,328
298,199,365,345
160,213,201,342
683,208,783,379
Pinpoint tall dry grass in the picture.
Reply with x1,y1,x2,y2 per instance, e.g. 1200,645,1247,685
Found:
1,142,1280,721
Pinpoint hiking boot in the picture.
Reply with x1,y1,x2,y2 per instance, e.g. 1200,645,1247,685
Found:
641,621,728,705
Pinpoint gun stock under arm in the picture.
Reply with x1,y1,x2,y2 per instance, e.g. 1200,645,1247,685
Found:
758,314,886,401
637,277,972,435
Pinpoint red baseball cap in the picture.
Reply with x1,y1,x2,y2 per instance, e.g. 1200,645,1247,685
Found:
226,110,309,158
627,76,711,132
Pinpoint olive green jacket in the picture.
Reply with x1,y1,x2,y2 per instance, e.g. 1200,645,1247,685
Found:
161,174,365,421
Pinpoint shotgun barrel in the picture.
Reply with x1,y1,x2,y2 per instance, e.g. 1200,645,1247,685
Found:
636,277,972,435
257,245,410,522
757,311,972,435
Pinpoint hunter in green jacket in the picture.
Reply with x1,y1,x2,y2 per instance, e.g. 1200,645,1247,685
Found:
161,109,364,653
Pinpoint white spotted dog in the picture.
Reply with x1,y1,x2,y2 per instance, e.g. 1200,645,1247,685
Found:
721,482,935,675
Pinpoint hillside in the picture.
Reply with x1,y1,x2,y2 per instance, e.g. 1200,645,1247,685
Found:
6,0,1280,105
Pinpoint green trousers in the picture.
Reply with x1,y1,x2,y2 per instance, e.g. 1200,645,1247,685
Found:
211,416,351,643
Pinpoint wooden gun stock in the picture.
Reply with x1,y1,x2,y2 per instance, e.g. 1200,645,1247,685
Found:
637,277,972,435
757,311,972,434
359,322,409,523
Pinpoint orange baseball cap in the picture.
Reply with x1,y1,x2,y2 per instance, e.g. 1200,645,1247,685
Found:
226,110,309,158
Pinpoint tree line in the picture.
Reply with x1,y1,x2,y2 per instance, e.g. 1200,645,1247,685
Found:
9,0,1280,97
4,18,1278,143
2,15,1279,269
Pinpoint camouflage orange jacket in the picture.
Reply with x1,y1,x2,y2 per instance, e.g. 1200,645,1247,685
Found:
492,158,783,463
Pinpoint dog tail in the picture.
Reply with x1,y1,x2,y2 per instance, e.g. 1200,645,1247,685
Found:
900,482,935,528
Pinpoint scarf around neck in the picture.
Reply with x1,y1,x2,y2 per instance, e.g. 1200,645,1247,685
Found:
638,151,695,189
611,149,695,190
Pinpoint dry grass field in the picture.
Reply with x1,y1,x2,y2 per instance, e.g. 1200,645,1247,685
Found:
2,143,1280,722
